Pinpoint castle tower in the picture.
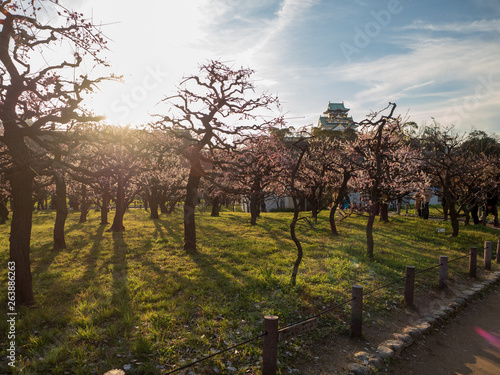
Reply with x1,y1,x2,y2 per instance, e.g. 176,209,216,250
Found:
317,101,357,131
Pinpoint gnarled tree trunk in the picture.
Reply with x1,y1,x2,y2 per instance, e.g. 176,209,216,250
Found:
290,198,303,286
249,178,261,225
211,196,220,217
109,172,126,232
184,172,201,252
100,189,111,225
329,174,351,236
8,167,35,305
79,184,90,223
379,203,389,223
149,188,159,220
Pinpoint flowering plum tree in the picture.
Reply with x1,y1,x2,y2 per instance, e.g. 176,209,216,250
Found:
155,60,281,251
0,0,111,304
347,104,426,259
215,133,288,224
419,124,495,236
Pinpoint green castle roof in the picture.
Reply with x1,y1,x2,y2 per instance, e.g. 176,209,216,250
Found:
326,102,350,113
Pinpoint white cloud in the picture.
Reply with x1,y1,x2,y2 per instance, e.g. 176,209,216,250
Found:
336,37,499,97
400,19,500,33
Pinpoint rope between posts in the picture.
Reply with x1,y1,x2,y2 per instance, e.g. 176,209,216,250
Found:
413,253,469,276
363,276,406,298
447,253,470,263
164,332,266,374
278,296,355,332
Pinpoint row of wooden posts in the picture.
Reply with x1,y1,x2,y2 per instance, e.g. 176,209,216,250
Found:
261,240,500,375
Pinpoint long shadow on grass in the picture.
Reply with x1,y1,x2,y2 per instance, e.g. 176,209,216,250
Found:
155,217,184,247
186,249,266,312
152,219,164,239
111,232,135,342
32,242,60,277
80,225,107,283
250,214,298,249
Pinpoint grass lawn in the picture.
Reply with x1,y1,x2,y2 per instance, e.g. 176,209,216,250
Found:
1,206,499,374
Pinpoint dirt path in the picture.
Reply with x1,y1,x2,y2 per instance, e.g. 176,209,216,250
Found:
385,283,500,375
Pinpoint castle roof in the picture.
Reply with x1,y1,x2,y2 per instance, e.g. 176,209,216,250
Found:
324,102,350,113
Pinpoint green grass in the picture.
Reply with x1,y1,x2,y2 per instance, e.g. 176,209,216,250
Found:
0,206,499,374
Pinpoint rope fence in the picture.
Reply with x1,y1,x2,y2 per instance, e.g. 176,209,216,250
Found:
158,239,500,375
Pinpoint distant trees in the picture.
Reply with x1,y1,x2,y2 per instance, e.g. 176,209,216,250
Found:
136,130,188,220
419,124,498,236
66,125,187,230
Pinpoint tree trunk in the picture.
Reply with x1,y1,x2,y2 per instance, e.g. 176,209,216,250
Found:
290,149,306,286
184,172,201,252
100,190,110,225
442,199,449,221
0,198,8,224
250,178,261,225
260,196,267,213
449,204,460,237
329,205,338,235
109,172,126,232
167,199,178,214
9,169,35,305
379,203,389,223
211,196,220,217
250,193,258,225
290,198,303,286
79,184,90,223
310,193,318,222
53,172,68,251
149,188,159,220
464,207,471,226
159,197,168,214
329,175,351,236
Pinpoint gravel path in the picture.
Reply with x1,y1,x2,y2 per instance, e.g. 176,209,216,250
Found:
385,282,500,375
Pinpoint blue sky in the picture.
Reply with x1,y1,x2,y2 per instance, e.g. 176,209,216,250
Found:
75,0,500,134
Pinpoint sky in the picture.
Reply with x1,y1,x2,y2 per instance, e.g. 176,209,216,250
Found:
70,0,500,134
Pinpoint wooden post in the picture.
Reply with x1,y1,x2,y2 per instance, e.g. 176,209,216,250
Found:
262,315,279,375
351,285,363,338
439,256,448,289
404,266,415,306
497,238,500,264
484,241,492,270
469,247,477,278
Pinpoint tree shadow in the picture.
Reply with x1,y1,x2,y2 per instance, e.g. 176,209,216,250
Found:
108,231,138,356
80,225,107,282
32,242,60,277
110,231,131,313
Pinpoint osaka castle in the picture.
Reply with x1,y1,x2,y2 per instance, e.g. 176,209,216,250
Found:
317,102,357,131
